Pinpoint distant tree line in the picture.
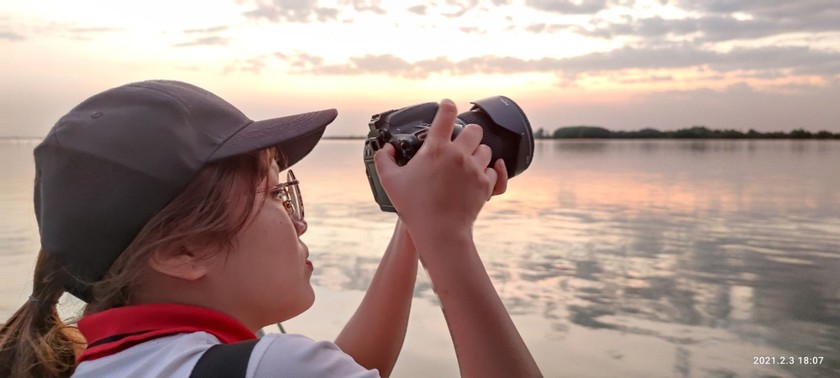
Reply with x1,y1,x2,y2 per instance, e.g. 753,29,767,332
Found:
534,126,840,139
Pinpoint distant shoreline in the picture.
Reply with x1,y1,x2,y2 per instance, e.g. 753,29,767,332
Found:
5,127,840,142
539,126,840,139
322,136,366,140
324,126,840,140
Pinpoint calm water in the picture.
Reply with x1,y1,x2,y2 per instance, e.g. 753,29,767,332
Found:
1,139,839,377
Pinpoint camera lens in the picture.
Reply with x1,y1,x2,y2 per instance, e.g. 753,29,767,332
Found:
457,96,534,178
363,96,534,213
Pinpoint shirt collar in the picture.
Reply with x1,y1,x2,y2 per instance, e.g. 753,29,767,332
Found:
77,303,256,362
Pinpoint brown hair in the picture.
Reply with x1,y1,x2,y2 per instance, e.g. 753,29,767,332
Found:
0,148,279,377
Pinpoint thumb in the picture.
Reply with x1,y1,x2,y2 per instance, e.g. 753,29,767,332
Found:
373,143,398,176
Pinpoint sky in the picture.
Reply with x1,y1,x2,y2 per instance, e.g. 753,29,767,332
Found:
2,0,840,137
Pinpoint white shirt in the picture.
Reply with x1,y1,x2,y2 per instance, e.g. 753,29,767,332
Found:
73,331,381,378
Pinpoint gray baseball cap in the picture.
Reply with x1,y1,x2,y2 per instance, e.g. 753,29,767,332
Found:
33,80,337,301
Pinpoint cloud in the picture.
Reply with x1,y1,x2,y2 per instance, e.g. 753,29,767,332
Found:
184,26,230,34
241,0,339,22
238,0,397,22
557,45,840,80
274,44,840,80
407,5,426,15
308,54,447,79
173,36,229,47
607,80,840,132
0,31,25,41
66,27,123,34
525,23,568,34
223,56,268,75
564,2,840,43
713,46,840,77
236,0,598,27
48,25,125,41
14,22,125,41
617,74,674,85
174,25,231,47
459,26,483,34
276,51,324,68
441,0,479,18
525,0,609,15
344,0,386,15
273,53,549,79
677,0,839,20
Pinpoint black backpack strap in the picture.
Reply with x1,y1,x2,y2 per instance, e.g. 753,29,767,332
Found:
190,339,260,378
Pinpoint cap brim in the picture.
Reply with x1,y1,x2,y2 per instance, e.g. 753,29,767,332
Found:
209,108,338,167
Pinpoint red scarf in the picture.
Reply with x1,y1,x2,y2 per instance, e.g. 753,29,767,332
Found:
77,303,256,362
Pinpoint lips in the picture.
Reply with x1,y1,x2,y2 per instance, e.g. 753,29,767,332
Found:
303,244,313,270
305,253,313,270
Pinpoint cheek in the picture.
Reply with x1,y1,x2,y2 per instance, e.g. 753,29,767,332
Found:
240,206,297,251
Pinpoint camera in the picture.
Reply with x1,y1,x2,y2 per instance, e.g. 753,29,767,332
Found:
363,96,534,212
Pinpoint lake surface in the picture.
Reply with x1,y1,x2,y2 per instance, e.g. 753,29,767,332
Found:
1,139,839,377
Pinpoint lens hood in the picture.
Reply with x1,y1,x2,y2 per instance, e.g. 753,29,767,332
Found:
468,96,534,177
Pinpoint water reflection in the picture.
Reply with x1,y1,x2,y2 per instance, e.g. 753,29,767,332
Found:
2,139,839,377
296,139,840,377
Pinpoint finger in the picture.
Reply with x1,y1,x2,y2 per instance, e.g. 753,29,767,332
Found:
473,143,492,169
426,99,458,145
455,124,484,154
373,143,398,176
491,159,508,196
484,166,498,199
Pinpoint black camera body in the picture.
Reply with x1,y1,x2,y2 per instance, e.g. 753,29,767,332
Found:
364,96,534,212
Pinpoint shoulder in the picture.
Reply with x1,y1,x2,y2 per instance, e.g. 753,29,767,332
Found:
74,332,218,377
249,333,380,378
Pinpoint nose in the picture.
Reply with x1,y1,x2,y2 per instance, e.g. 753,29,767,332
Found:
293,217,308,236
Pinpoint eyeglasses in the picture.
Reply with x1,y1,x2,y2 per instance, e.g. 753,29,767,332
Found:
271,170,304,221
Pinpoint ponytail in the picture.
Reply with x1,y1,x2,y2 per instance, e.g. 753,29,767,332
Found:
0,250,85,377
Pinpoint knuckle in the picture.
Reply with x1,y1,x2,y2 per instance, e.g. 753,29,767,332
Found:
466,124,483,138
454,151,468,166
423,142,445,157
434,106,457,123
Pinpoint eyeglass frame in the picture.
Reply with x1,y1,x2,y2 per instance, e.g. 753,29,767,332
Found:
271,169,304,221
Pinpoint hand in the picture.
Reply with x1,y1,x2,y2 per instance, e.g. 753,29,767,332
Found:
374,99,508,235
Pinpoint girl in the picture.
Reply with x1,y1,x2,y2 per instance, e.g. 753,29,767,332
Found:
0,80,540,377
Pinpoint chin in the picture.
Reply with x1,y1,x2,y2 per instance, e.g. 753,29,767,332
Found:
302,287,316,311
272,290,316,324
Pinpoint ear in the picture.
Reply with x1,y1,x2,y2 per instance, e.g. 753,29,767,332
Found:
148,246,211,281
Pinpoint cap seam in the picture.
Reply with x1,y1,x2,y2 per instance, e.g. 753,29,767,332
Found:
205,119,256,163
127,81,239,143
127,82,191,110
